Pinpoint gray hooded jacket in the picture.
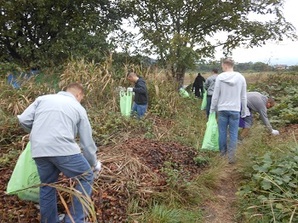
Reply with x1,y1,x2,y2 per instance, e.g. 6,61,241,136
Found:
210,71,248,117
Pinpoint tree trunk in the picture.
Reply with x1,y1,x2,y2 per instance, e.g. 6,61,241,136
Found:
171,64,186,89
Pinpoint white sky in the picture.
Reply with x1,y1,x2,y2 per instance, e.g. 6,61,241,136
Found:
118,0,298,66
215,0,298,65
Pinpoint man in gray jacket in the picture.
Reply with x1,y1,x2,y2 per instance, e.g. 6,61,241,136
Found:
239,91,279,139
205,68,218,117
17,83,101,223
210,58,248,163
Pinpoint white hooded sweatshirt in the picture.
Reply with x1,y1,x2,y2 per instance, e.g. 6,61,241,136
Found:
210,71,248,117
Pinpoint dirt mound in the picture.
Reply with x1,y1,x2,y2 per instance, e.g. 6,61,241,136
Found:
0,138,203,222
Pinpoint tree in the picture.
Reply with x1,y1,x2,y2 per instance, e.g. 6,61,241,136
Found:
0,0,124,65
125,0,297,86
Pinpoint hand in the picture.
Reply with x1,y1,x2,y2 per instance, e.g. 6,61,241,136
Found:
93,160,102,179
271,129,279,135
241,114,247,118
127,87,133,92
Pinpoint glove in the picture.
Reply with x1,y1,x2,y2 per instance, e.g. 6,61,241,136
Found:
93,160,102,179
127,87,133,92
271,129,280,135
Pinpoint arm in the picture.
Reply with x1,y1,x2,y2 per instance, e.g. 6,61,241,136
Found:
133,80,147,94
240,79,248,118
210,79,220,113
78,112,98,167
257,106,273,132
205,78,210,90
17,99,39,133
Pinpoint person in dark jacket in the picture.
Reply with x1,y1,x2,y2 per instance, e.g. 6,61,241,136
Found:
127,72,148,118
192,73,205,98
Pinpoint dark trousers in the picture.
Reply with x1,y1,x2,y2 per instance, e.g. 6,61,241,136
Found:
194,86,204,98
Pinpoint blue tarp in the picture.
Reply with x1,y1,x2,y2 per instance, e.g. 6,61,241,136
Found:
7,69,39,89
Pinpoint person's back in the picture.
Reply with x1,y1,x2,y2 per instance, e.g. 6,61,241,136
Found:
247,92,267,113
212,71,246,113
29,92,84,157
210,58,247,164
192,73,205,98
246,91,276,133
17,83,99,223
205,68,218,117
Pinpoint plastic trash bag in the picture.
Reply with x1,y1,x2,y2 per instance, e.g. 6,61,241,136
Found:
201,91,207,110
201,113,219,151
179,87,190,98
120,89,133,116
6,142,40,203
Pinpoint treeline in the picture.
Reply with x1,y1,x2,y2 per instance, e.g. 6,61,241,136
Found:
196,61,298,73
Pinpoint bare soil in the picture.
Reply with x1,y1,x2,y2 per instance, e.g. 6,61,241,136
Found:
202,164,239,223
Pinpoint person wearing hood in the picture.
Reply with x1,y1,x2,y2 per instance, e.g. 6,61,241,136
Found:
192,72,205,98
210,58,248,164
127,72,148,118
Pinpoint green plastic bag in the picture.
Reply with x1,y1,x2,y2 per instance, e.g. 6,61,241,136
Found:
6,142,40,203
201,113,219,151
201,91,207,110
179,87,190,98
120,90,133,116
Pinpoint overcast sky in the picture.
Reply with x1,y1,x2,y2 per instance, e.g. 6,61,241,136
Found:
215,0,298,66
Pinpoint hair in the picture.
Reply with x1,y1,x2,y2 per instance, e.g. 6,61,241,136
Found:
127,71,137,77
65,82,84,94
222,58,235,67
212,68,219,74
267,96,275,106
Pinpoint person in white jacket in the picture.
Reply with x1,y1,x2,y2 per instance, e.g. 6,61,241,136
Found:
210,58,248,164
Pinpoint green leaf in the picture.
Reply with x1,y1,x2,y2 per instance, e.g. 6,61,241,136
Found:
261,180,272,190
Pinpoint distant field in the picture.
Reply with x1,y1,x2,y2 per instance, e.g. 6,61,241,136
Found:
184,71,296,87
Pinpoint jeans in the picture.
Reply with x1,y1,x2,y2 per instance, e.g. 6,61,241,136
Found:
34,154,94,223
132,102,147,118
206,95,212,117
218,111,240,163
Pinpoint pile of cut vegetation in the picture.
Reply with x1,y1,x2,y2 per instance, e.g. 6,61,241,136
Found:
0,138,205,222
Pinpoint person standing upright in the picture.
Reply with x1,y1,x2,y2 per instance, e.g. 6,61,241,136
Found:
127,71,148,118
205,68,219,117
17,83,101,223
210,58,248,164
192,73,205,98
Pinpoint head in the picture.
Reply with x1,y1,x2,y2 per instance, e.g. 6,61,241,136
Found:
127,72,139,83
221,58,234,72
266,97,275,109
65,83,84,103
197,72,201,76
212,68,219,74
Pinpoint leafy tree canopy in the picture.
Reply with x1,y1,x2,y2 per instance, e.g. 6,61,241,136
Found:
0,0,124,66
123,0,297,84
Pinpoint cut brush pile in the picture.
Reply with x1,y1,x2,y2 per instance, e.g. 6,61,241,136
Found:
0,137,204,222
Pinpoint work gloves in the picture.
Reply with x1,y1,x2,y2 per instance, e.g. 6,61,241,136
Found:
271,129,280,135
93,160,102,179
127,87,133,92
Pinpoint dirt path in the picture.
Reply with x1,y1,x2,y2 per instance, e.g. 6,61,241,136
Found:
202,164,239,223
